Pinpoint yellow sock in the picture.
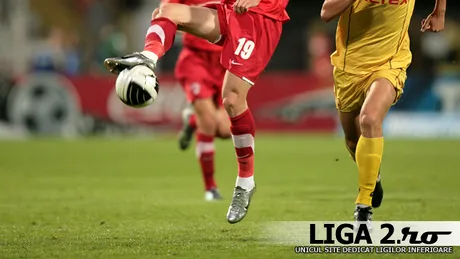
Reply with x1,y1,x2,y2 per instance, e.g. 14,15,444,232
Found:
355,136,383,206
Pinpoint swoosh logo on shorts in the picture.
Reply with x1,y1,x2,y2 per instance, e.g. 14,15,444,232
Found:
231,60,243,66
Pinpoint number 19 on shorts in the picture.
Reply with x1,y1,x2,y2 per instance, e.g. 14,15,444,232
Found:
234,38,255,60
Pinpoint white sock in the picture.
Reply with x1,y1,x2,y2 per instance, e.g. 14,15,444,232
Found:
236,176,255,190
141,51,159,64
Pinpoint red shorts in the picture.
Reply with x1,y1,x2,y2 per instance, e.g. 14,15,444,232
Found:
214,4,283,85
174,47,226,106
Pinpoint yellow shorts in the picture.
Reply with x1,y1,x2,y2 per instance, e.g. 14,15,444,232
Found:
333,67,407,112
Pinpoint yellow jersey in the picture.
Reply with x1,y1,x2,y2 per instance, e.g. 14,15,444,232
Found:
331,0,415,74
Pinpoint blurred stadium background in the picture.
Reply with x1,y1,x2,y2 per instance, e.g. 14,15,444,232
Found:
1,0,460,258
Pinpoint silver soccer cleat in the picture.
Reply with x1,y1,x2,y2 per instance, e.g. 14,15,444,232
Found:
226,186,256,224
104,52,156,75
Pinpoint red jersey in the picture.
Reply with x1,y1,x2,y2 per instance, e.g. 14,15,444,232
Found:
223,0,289,22
163,0,222,52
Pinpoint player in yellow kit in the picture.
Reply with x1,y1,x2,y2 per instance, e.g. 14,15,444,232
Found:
320,0,446,223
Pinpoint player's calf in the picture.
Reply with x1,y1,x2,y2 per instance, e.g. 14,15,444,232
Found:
215,108,231,139
216,126,231,139
345,139,384,208
345,139,357,161
344,139,384,209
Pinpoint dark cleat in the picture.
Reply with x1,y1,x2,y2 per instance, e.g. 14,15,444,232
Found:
104,52,156,75
205,188,223,201
354,206,373,231
372,173,384,208
372,182,384,208
178,107,195,151
227,186,256,224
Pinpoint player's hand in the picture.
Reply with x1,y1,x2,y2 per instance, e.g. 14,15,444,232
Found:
233,0,261,14
421,11,445,33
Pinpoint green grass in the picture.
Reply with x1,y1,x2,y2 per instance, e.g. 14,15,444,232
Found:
0,134,459,258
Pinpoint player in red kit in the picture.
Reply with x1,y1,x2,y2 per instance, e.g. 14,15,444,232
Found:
104,0,289,224
164,0,231,201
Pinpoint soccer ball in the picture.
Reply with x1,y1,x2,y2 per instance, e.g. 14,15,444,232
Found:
115,65,159,108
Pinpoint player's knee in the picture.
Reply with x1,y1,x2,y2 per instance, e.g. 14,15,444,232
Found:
223,87,248,117
359,112,381,131
154,3,190,25
155,4,173,19
152,8,160,19
222,92,240,114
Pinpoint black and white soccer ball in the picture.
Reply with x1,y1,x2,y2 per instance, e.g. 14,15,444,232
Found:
115,65,159,108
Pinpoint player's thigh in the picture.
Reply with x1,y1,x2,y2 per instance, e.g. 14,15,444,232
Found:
360,70,406,126
182,80,217,114
176,49,216,102
333,67,367,113
366,69,407,108
360,78,395,129
155,3,220,42
180,78,218,134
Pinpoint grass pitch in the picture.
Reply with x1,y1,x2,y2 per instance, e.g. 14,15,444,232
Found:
0,134,459,258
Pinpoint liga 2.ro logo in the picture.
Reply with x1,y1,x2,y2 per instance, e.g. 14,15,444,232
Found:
309,222,452,245
305,222,460,246
263,221,460,247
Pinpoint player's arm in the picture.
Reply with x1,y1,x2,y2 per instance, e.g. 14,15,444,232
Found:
433,0,447,14
320,0,356,23
421,0,446,32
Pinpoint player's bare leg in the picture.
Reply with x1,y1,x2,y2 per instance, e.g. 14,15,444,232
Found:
179,101,230,200
192,98,224,201
339,111,384,209
354,78,395,223
223,72,256,224
215,107,231,139
339,110,360,160
180,105,231,150
104,4,221,74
